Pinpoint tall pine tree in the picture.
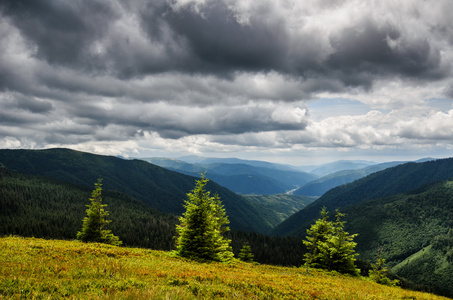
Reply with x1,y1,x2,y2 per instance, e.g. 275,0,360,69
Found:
175,174,233,262
303,208,359,275
76,178,121,246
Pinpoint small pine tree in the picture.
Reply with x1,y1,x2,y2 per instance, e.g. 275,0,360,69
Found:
175,174,233,262
369,248,399,286
76,178,122,246
303,207,359,275
238,242,254,262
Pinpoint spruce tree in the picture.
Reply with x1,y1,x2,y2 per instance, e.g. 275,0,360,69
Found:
238,242,254,262
76,178,122,246
175,175,233,262
303,208,359,275
303,207,334,269
369,248,399,286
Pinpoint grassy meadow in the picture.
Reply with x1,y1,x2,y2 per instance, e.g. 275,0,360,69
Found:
0,236,449,300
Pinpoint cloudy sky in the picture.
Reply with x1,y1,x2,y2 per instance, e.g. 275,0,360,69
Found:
1,0,453,165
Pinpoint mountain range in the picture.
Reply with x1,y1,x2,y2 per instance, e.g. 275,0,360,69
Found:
293,161,407,196
1,148,453,296
141,157,318,195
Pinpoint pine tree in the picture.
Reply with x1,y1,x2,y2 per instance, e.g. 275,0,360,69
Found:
238,242,254,262
76,178,122,246
369,248,399,286
303,207,334,269
175,174,233,262
303,208,359,275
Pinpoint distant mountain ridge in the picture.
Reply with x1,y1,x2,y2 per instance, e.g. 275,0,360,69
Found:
307,160,376,177
177,155,299,171
141,157,318,195
293,161,407,196
0,148,271,233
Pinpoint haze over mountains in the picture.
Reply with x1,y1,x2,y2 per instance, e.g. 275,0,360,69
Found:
141,156,317,195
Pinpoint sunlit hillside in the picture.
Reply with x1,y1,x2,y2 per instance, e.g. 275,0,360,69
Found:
1,237,450,299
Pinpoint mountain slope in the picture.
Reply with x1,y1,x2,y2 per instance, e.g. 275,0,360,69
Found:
243,194,317,229
391,231,453,297
294,161,406,196
343,180,453,262
274,176,453,297
272,158,453,237
0,148,270,233
341,181,453,296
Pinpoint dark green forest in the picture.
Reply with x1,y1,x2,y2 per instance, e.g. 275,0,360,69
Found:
0,148,272,234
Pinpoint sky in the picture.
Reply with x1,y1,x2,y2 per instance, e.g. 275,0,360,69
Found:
1,0,453,166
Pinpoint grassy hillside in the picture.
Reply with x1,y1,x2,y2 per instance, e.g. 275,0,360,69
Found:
1,236,449,300
272,158,453,237
0,148,270,233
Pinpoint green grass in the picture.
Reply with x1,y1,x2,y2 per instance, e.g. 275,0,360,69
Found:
1,237,450,299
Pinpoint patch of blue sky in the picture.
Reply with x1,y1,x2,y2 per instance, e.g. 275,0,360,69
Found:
425,98,453,112
307,98,373,120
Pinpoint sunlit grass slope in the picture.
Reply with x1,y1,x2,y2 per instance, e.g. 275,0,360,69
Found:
0,237,449,300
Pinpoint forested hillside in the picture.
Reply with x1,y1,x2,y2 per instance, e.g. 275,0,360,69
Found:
0,168,177,250
0,148,270,233
243,194,317,228
271,158,453,297
272,158,453,237
343,181,453,296
392,230,453,297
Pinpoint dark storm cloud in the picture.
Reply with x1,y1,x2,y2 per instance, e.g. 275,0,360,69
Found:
15,95,54,113
327,20,446,88
160,1,289,74
0,0,116,71
1,0,451,87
